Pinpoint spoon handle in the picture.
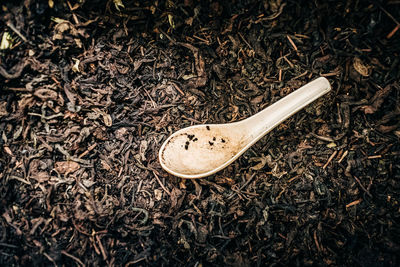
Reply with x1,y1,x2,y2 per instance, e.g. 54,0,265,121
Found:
242,77,331,142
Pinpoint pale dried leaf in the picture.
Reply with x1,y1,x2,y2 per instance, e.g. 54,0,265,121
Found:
353,57,371,77
154,189,163,201
55,161,80,174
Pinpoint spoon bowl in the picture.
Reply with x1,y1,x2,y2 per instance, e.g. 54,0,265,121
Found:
159,77,331,179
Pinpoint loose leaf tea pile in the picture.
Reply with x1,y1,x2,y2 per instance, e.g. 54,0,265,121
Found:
0,0,399,266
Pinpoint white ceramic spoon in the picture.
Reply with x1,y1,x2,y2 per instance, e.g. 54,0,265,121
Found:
159,77,331,179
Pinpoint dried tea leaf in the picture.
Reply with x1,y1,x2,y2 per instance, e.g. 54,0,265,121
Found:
12,125,23,140
102,114,112,127
197,225,208,243
215,176,235,185
250,154,287,178
115,127,128,141
182,74,197,80
0,102,8,117
0,31,13,50
139,140,148,161
361,84,393,114
93,127,108,141
168,14,175,29
154,189,163,201
100,159,112,171
185,17,194,26
327,142,337,148
74,38,83,48
378,124,398,133
4,146,13,156
353,57,371,77
30,172,50,183
55,161,80,174
82,179,96,188
251,95,264,105
250,156,268,170
180,43,207,88
72,58,81,73
113,0,125,11
34,88,58,101
92,108,112,126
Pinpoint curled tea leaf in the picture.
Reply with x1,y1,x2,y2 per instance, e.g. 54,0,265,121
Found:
353,57,371,77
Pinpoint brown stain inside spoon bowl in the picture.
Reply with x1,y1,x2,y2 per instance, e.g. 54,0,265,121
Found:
161,125,245,175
